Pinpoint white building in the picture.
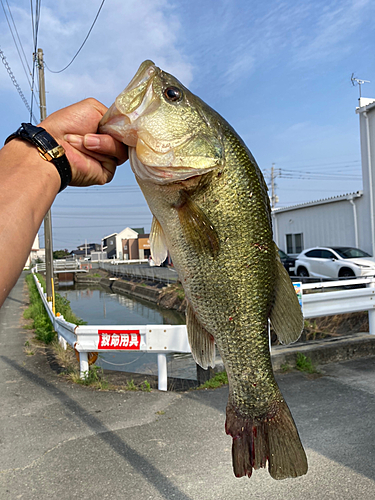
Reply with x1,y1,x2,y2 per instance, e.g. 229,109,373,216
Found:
25,234,45,268
273,97,375,257
102,227,140,260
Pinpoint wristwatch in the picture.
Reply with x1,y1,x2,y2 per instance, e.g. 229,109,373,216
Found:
4,122,72,192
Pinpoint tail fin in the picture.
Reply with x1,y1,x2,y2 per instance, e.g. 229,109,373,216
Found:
225,400,308,480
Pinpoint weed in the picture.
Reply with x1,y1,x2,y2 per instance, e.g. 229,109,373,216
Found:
140,380,151,392
126,379,138,391
52,339,77,370
24,273,87,345
71,365,109,390
24,274,56,343
156,410,165,415
197,371,228,390
295,352,319,374
280,363,292,373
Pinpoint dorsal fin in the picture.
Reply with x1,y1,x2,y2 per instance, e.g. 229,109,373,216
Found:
186,303,216,369
150,216,168,266
270,257,304,345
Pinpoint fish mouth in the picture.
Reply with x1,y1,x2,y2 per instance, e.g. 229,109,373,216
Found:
99,60,158,146
99,60,222,185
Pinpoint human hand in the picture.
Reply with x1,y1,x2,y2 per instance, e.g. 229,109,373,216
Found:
41,98,128,187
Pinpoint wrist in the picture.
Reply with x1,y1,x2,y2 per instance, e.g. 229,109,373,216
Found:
5,123,72,192
1,139,61,196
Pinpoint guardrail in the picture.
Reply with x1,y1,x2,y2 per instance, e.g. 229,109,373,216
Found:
32,268,375,391
99,262,178,284
301,277,375,333
36,260,85,272
31,269,189,390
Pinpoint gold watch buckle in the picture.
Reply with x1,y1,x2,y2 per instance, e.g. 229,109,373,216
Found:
38,144,65,162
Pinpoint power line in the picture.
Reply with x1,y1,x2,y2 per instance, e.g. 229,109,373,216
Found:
1,0,34,91
45,0,106,74
0,46,38,122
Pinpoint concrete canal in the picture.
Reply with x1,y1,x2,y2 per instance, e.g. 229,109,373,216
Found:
57,283,198,380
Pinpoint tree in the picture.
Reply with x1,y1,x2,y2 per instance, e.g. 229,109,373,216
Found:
53,249,69,259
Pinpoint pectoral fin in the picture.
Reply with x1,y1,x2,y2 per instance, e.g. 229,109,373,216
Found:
176,192,220,258
186,303,215,369
270,258,304,344
150,216,168,266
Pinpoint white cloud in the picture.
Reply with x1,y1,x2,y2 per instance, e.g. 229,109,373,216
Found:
292,0,373,64
0,0,193,112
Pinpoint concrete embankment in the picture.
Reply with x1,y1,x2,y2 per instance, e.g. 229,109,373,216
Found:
75,272,186,311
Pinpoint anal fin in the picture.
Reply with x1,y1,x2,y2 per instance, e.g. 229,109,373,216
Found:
270,256,304,344
186,303,215,369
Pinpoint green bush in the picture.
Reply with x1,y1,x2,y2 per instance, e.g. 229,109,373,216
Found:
24,274,55,343
24,273,86,344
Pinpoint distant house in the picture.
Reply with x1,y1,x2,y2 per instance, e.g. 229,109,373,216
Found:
77,243,101,253
102,227,145,260
272,97,375,257
70,242,101,260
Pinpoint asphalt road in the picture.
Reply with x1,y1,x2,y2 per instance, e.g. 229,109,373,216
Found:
1,274,375,499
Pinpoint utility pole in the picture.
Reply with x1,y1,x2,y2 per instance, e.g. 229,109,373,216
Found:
270,163,279,209
38,48,54,303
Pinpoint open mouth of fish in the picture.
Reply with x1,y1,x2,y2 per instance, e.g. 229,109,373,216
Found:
99,61,218,185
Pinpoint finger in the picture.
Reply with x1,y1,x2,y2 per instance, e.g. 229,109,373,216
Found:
83,134,128,164
64,134,119,166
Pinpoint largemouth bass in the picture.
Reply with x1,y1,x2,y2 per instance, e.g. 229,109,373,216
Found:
99,60,308,480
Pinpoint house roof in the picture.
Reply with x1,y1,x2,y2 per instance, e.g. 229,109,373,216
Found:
356,97,375,114
102,232,117,240
272,191,363,214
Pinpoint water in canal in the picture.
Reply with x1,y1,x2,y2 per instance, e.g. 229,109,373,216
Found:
58,283,197,380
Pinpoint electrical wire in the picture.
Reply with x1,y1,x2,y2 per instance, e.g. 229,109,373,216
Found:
0,46,38,122
0,0,36,95
45,0,106,74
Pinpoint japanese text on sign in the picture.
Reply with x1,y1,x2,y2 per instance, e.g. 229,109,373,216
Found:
98,330,141,350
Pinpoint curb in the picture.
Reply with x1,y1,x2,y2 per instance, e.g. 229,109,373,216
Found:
270,332,375,371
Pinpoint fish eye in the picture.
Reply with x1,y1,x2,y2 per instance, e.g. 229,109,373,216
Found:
164,86,182,102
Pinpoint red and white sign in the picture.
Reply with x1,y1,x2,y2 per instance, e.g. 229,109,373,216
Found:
98,329,141,350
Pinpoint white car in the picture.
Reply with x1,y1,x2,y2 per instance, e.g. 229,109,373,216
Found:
295,246,375,279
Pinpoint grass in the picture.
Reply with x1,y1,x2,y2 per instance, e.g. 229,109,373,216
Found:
24,274,56,344
69,365,110,390
295,352,319,374
197,371,228,389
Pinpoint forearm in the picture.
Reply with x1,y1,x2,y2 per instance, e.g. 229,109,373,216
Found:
0,139,60,307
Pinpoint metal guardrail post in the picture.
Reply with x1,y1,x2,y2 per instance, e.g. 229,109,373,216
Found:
368,280,375,335
79,352,89,379
157,353,168,391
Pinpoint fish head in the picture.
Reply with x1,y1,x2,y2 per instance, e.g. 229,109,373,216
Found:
99,60,224,184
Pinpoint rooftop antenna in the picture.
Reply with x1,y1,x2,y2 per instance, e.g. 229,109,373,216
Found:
351,73,370,98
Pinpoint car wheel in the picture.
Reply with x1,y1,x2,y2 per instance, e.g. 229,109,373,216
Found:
339,268,355,278
297,267,309,277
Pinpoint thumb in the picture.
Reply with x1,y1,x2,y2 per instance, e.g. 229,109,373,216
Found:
83,133,128,165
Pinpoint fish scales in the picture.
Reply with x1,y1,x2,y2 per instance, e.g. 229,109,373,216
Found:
99,60,307,480
141,126,278,414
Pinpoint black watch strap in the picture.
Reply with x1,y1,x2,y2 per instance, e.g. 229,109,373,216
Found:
4,122,72,192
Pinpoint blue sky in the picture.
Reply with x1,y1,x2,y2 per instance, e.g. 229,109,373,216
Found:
1,0,374,250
